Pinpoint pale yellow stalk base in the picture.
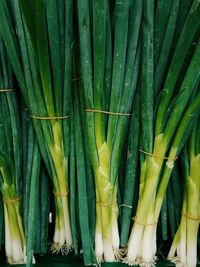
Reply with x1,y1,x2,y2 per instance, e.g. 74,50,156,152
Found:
4,203,26,264
49,122,72,253
94,142,121,262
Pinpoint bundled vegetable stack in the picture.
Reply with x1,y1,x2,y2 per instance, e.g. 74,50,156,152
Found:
0,36,49,266
168,123,200,267
0,0,199,267
0,38,25,264
125,1,200,266
77,0,141,262
0,0,73,255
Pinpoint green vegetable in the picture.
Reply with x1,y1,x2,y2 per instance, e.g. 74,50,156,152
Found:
168,121,200,267
77,0,141,262
0,38,25,264
125,2,200,265
0,0,73,253
154,0,180,97
120,73,141,247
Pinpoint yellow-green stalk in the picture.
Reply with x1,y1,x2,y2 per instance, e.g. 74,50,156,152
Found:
1,179,25,264
168,127,200,267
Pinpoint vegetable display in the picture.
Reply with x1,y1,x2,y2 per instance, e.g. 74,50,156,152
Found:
0,1,199,267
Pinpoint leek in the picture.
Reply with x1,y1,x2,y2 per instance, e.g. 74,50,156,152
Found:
77,0,141,262
0,38,24,264
125,1,200,265
0,0,73,253
168,122,200,267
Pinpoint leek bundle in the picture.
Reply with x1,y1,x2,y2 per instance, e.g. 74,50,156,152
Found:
168,122,200,267
0,0,73,253
125,1,200,266
0,39,24,264
77,0,141,262
0,1,199,266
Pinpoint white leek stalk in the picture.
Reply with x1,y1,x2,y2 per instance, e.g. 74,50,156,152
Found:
168,154,200,267
94,142,120,263
3,199,25,264
50,124,72,254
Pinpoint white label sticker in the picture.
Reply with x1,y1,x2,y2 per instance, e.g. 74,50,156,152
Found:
49,213,52,223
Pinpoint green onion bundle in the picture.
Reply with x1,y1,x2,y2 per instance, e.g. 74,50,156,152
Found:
77,0,141,262
0,38,24,264
168,121,200,267
125,1,200,266
0,0,73,253
0,0,199,266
